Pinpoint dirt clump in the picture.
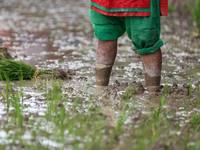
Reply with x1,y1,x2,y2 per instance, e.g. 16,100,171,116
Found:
0,47,12,59
39,69,75,80
52,69,73,80
166,83,189,96
182,56,198,63
145,83,189,101
95,81,145,100
76,76,88,82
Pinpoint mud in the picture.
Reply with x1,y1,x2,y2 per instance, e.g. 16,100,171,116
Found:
39,68,75,80
94,81,144,101
0,47,12,59
0,0,199,113
0,0,200,149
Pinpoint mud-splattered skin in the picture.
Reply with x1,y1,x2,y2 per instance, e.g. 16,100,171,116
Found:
96,39,118,65
139,49,162,92
95,64,113,86
95,39,117,86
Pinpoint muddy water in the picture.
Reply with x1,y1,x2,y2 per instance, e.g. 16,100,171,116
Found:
0,1,199,106
0,0,200,148
0,0,199,85
0,0,199,106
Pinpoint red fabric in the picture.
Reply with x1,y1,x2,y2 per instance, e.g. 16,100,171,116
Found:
90,0,168,16
160,0,168,16
91,5,150,17
91,0,150,9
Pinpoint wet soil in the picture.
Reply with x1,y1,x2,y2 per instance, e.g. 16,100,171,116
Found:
0,0,200,149
38,68,75,80
0,47,12,59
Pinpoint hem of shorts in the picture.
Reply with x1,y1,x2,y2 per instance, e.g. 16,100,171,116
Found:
133,39,164,55
95,35,120,41
94,31,124,41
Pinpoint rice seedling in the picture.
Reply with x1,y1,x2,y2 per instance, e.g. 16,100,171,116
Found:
190,111,200,131
151,84,169,121
0,74,11,111
1,72,200,149
188,0,200,35
0,58,51,80
0,58,70,81
0,74,24,128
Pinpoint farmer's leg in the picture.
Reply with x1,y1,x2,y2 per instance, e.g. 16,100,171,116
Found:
125,0,163,92
141,48,162,92
95,39,117,86
89,8,125,86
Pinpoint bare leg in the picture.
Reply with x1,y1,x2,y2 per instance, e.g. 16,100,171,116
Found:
141,49,162,92
95,39,117,86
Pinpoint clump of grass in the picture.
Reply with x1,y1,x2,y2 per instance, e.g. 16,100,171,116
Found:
188,0,200,35
0,58,52,80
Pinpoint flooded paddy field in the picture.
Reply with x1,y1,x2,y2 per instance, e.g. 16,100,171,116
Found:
0,0,200,149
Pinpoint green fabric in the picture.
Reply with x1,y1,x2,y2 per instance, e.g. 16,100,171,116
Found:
134,39,163,55
90,1,150,12
89,0,164,55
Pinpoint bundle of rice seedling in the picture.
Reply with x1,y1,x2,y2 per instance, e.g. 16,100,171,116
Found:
0,58,52,80
0,58,73,81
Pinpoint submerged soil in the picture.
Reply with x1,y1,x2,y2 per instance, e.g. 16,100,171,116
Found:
0,0,200,149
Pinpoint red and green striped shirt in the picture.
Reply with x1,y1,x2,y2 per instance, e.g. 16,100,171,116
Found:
90,0,168,16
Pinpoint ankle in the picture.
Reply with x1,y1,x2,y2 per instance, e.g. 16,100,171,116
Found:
95,64,112,86
144,74,161,87
146,86,160,92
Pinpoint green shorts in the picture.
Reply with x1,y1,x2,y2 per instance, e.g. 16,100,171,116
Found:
89,0,164,55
